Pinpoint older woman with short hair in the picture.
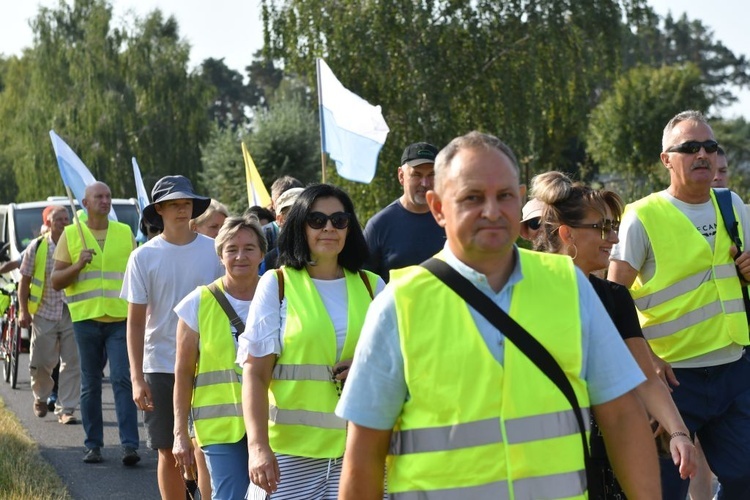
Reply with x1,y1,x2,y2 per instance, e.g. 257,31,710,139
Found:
173,214,266,500
238,184,384,500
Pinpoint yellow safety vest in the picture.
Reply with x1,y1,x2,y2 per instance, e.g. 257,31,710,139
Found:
63,222,131,322
191,278,245,447
627,192,748,362
268,266,377,458
28,236,49,315
388,249,589,499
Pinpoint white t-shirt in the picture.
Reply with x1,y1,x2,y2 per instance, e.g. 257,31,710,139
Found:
235,270,385,364
174,284,251,351
120,234,224,373
611,190,750,368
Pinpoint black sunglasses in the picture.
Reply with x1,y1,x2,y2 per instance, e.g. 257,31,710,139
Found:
526,217,542,231
568,219,620,240
665,140,719,154
306,211,351,230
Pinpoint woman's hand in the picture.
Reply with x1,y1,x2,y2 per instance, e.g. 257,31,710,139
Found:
333,359,353,381
670,433,697,480
172,432,195,479
249,443,280,494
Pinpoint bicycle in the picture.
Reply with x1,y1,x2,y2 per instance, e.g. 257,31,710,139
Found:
0,276,21,389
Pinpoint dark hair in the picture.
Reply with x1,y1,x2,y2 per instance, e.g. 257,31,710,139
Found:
531,171,624,254
244,205,275,224
278,184,369,271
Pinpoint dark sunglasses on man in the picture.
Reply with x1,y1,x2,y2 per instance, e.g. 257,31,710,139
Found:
665,140,719,155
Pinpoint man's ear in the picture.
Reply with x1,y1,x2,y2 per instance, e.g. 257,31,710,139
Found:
397,166,406,187
660,152,671,170
426,190,445,227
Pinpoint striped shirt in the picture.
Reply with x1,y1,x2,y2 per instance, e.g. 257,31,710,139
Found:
20,235,66,321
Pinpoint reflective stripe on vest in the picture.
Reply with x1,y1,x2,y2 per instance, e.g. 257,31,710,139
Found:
268,267,377,459
272,363,331,382
388,250,588,498
269,404,346,430
390,408,591,454
28,237,49,314
390,470,586,500
626,192,748,361
191,278,246,447
63,222,131,321
194,369,240,388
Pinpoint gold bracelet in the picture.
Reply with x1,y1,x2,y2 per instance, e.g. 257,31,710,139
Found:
669,431,690,441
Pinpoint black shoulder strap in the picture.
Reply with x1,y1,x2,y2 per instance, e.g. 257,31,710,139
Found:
358,270,375,299
713,188,750,325
714,188,742,250
421,258,592,472
206,282,245,337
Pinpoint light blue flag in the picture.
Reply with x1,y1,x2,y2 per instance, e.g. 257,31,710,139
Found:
49,130,117,220
132,157,150,242
317,58,390,183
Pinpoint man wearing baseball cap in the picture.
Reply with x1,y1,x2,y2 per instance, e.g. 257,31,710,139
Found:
121,175,224,497
364,142,446,282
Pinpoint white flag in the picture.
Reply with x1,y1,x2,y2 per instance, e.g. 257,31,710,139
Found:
318,58,389,183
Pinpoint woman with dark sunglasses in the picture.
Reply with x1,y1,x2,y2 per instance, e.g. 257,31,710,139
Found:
237,184,384,500
532,171,697,499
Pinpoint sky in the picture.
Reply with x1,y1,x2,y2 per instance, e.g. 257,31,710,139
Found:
0,0,748,118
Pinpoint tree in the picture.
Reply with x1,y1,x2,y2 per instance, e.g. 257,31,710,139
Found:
200,124,249,214
260,0,635,216
586,63,711,201
0,0,212,201
200,88,319,214
623,7,750,108
200,57,253,130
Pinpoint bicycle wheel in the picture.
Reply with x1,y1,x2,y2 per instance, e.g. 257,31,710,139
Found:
9,317,20,389
1,321,10,383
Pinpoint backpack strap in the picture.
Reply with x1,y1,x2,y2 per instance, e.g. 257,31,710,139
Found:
358,270,375,299
276,268,285,303
206,281,245,338
713,188,750,326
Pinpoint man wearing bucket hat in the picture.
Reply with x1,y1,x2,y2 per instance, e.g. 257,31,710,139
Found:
122,175,224,498
51,182,139,465
364,142,446,282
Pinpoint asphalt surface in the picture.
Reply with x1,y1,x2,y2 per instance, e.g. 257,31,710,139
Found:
0,350,161,499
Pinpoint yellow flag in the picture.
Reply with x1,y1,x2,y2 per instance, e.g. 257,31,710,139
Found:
242,142,272,208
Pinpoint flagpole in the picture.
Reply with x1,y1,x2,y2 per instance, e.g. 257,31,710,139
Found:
65,185,88,251
316,58,327,184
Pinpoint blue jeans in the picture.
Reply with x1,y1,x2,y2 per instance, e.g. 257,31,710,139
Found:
73,320,139,450
202,437,249,500
660,352,750,500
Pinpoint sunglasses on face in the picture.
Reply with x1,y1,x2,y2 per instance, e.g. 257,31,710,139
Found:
568,219,620,240
665,140,719,154
526,218,542,231
306,211,351,230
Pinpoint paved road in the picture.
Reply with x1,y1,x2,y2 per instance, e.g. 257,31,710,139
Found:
0,351,161,499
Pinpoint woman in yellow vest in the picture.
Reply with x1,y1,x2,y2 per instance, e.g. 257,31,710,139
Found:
172,214,267,500
531,171,697,498
238,184,383,500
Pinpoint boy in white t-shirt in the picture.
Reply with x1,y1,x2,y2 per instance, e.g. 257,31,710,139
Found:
122,176,223,499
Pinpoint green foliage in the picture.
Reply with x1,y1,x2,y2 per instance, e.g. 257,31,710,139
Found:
586,63,711,201
623,7,750,108
200,124,248,214
0,0,212,201
261,0,632,216
247,90,320,185
199,88,319,213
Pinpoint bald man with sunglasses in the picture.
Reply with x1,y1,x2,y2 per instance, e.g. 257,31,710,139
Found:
609,110,750,499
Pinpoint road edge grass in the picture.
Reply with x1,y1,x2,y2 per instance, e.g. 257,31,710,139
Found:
0,396,73,500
